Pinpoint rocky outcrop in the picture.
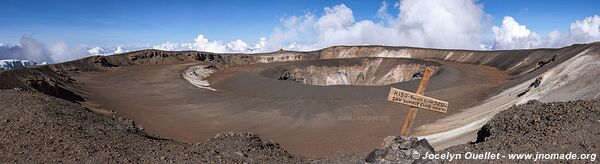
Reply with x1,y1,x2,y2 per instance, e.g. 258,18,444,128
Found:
273,58,440,86
182,65,217,91
365,136,439,164
317,44,596,78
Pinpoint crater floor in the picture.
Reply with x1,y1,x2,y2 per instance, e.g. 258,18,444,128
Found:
69,58,508,157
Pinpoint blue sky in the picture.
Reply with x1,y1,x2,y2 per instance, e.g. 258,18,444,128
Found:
1,0,600,63
1,0,377,46
482,0,600,34
1,0,598,46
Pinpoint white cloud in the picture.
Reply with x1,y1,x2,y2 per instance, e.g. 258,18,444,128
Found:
227,39,249,52
263,13,317,51
155,3,595,52
3,2,600,62
259,0,486,51
194,34,208,45
0,35,135,63
151,2,595,52
87,46,130,56
113,46,125,54
101,12,600,53
261,1,599,51
491,16,542,49
376,1,390,19
87,47,105,55
254,37,267,50
18,35,55,63
545,15,600,47
316,4,355,31
491,15,600,50
49,42,90,62
153,34,267,53
571,15,600,37
393,0,485,49
0,35,54,63
152,0,491,54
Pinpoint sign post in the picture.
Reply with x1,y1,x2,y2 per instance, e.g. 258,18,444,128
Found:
387,68,449,136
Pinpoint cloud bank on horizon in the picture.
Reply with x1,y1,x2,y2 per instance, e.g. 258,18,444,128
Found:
1,0,600,63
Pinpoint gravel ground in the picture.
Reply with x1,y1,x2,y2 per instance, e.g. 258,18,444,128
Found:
443,100,600,163
0,89,309,163
2,88,599,163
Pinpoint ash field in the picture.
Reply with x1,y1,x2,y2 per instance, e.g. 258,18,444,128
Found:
1,43,600,163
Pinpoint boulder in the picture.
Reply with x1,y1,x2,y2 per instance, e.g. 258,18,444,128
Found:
365,136,439,164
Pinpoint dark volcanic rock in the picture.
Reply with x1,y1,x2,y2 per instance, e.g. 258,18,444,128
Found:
365,136,439,164
0,89,308,163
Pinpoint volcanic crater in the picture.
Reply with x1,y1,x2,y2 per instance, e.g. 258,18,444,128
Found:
2,43,599,158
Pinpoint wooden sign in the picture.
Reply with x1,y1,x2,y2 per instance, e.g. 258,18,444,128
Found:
387,68,449,136
388,87,448,113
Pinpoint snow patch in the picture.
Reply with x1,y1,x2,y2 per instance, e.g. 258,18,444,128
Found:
0,59,45,70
